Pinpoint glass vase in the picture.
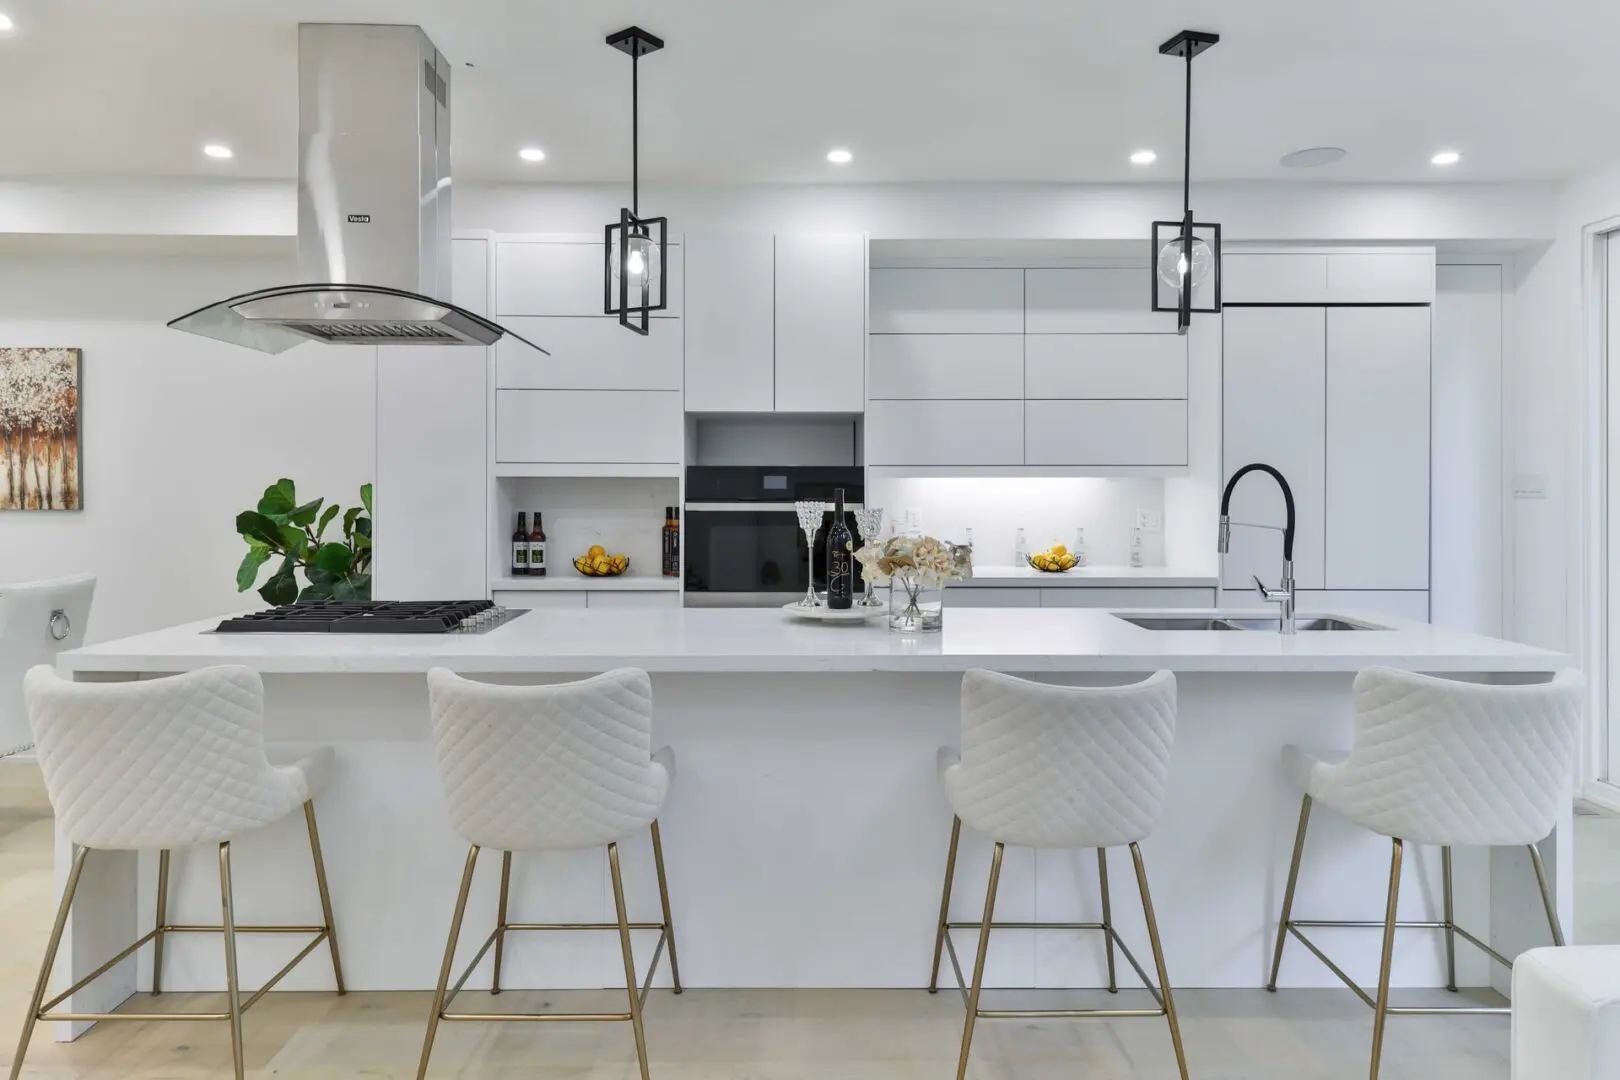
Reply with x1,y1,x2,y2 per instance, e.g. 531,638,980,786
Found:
888,571,944,633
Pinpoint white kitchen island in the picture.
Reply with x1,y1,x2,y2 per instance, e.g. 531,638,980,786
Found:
49,606,1571,1033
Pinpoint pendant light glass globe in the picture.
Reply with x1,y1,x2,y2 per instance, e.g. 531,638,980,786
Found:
609,229,662,294
1156,234,1215,291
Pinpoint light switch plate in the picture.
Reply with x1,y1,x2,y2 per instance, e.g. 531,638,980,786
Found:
1512,473,1549,499
1136,508,1165,532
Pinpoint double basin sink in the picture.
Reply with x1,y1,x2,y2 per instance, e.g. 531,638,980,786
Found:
1115,614,1386,632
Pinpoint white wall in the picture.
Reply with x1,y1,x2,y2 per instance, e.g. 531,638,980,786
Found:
0,255,375,642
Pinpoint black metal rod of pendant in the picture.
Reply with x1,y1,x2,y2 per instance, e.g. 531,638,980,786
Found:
632,51,639,216
1182,50,1192,216
1179,211,1195,331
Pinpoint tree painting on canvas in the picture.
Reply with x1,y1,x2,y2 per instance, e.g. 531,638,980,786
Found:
0,348,82,511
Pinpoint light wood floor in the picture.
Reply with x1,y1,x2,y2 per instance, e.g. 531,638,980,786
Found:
0,762,1514,1079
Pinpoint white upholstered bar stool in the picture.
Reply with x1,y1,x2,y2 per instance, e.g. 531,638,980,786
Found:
418,667,681,1080
928,668,1188,1080
1267,666,1583,1080
13,664,345,1080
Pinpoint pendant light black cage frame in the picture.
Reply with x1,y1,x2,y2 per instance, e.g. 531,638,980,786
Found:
604,26,667,335
1151,29,1222,334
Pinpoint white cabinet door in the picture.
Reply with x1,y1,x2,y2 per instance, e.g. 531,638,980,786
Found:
775,233,865,412
944,587,1041,608
1294,590,1430,623
1040,588,1217,608
493,590,588,610
1221,307,1327,590
1221,254,1329,304
496,240,683,318
1222,251,1434,304
1325,307,1431,590
587,591,682,610
1024,401,1187,467
867,334,1023,399
868,269,1023,334
496,317,681,391
1023,335,1187,399
495,390,683,463
865,400,1023,466
1025,269,1164,333
1327,252,1435,304
684,233,775,412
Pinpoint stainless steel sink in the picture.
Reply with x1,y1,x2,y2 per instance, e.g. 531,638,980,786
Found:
1114,614,1389,632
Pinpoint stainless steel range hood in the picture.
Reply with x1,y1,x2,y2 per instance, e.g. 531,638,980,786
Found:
170,24,546,355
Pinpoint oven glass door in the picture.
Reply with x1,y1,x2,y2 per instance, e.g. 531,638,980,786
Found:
683,507,856,598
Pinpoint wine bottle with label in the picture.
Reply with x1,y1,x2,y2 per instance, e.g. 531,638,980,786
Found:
826,489,855,610
666,507,681,578
529,512,547,577
511,512,529,577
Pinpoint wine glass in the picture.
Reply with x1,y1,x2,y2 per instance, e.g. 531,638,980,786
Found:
794,500,828,608
853,506,885,607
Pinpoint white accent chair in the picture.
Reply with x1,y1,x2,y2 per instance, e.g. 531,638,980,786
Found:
0,574,95,758
1512,945,1620,1080
1267,666,1584,1080
418,666,681,1080
929,669,1187,1080
13,664,344,1080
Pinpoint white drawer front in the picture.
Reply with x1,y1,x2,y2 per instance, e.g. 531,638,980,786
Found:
865,400,1024,466
496,390,683,463
1327,252,1435,304
867,335,1023,400
945,587,1042,608
869,269,1023,334
497,240,683,318
587,591,682,610
494,591,588,610
1222,253,1330,303
1024,400,1188,466
1025,269,1166,333
1024,334,1187,399
497,317,681,391
1040,588,1216,608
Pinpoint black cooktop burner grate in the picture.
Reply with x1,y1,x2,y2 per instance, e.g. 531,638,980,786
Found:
215,600,500,634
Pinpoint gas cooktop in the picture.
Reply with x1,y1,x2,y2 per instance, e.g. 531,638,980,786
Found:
214,600,525,634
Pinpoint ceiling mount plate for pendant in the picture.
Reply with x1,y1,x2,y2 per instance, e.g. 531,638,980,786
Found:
1158,29,1219,58
607,26,665,57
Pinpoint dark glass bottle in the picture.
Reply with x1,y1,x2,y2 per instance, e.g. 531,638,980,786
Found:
529,512,547,577
511,512,529,577
667,507,681,578
825,488,854,610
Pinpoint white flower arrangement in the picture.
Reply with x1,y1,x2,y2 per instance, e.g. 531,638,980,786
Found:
854,533,967,589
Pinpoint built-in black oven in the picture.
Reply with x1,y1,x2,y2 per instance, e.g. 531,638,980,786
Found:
683,466,866,607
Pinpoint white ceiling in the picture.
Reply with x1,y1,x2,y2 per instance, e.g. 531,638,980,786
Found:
0,0,1614,185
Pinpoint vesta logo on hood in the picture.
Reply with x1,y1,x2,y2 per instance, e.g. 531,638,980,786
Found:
347,214,371,223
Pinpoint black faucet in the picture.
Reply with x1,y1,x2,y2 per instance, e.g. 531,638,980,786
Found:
1218,463,1297,634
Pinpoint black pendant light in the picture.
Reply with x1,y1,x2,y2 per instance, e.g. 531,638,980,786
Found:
604,26,667,335
1151,29,1222,334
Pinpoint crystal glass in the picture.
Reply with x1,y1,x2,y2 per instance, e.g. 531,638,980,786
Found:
794,499,828,608
888,570,944,634
852,506,884,607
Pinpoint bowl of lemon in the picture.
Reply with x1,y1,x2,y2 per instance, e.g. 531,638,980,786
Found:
1027,544,1080,573
573,545,631,577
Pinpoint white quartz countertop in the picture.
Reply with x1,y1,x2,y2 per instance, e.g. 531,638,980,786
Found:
957,565,1218,588
58,607,1570,676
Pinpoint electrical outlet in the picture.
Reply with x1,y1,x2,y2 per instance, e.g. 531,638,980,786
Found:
1136,509,1165,532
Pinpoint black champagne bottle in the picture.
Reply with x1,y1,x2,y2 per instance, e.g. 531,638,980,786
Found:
825,489,855,610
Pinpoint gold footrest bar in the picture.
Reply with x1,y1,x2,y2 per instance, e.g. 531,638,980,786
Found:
946,921,1106,931
40,1011,233,1023
1292,920,1449,930
441,1011,633,1023
504,922,665,932
162,924,329,934
979,1007,1166,1020
1286,925,1509,1015
941,922,1166,1018
439,921,673,1023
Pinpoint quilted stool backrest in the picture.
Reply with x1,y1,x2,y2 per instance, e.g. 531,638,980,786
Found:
426,667,665,851
23,663,282,849
953,669,1177,848
1335,667,1584,846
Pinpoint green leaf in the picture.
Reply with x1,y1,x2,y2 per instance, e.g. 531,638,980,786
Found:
304,564,336,587
286,498,324,528
278,523,309,559
236,511,285,550
314,543,353,577
353,531,372,551
349,571,371,601
235,544,273,592
257,559,299,606
316,504,340,540
360,482,373,515
257,478,297,520
297,582,334,604
354,516,371,538
342,506,362,539
330,577,359,602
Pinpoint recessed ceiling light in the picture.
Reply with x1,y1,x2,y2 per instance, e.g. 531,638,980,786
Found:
1279,146,1347,169
1431,149,1461,166
519,146,546,163
0,13,15,33
1129,149,1157,165
826,148,853,165
202,143,234,160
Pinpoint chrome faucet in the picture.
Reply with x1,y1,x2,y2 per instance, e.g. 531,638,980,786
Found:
1218,463,1297,635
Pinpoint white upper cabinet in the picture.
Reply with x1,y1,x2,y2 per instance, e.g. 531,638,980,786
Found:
865,400,1023,466
869,269,1023,334
1026,400,1188,467
1325,307,1431,589
495,317,681,391
775,232,866,413
867,334,1023,399
496,390,682,464
496,239,684,318
684,233,775,412
1223,248,1435,305
1023,334,1187,399
1025,269,1165,333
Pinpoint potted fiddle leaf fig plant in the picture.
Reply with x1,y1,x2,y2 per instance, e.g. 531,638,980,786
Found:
235,478,373,605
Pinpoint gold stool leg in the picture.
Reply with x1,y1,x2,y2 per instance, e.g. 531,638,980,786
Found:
1267,794,1313,991
650,819,683,993
1528,841,1565,946
609,842,653,1080
1130,843,1189,1080
303,802,347,994
1098,847,1118,993
218,841,246,1080
9,845,88,1080
954,841,1003,1080
1441,845,1457,991
928,815,962,993
1368,837,1404,1080
417,845,480,1080
491,850,512,995
152,849,171,995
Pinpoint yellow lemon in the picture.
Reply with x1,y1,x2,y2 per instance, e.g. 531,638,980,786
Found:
588,544,606,558
1050,544,1067,557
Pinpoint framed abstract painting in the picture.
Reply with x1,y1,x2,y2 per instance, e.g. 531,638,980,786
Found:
0,347,82,511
